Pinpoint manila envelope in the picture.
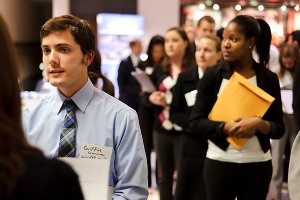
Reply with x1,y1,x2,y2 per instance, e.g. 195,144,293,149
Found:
208,72,275,150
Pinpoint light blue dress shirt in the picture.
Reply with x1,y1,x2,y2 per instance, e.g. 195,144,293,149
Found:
22,79,148,200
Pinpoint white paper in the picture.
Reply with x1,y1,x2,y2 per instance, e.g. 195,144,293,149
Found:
131,69,156,92
184,90,198,107
80,144,112,160
281,90,293,114
59,158,110,200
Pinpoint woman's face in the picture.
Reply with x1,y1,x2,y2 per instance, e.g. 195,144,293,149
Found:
164,30,187,59
221,22,252,62
195,38,221,71
281,56,295,70
151,44,164,64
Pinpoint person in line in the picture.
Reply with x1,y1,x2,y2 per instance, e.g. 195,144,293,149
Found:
182,22,196,54
288,40,300,200
141,27,195,200
195,15,216,42
88,48,115,96
138,35,165,192
117,39,144,111
0,14,84,200
269,43,299,200
22,14,148,200
171,35,222,200
189,15,284,200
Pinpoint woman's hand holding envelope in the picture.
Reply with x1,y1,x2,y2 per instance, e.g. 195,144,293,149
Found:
223,116,271,138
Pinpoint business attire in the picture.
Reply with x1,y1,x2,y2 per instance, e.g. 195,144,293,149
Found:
190,61,284,200
288,131,300,200
118,54,144,111
170,67,208,200
22,79,148,200
137,63,156,188
269,70,298,200
6,151,84,200
289,61,300,200
293,61,300,129
141,65,182,200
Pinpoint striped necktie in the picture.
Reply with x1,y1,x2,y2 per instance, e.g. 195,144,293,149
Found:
58,99,77,157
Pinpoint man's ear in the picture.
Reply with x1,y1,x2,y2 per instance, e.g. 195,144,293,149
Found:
85,51,95,66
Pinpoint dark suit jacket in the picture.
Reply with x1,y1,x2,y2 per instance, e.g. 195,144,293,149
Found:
140,65,180,135
170,67,208,200
170,67,199,129
293,61,300,130
190,60,285,152
117,55,143,111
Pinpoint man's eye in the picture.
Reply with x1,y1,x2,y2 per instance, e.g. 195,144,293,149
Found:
42,49,50,55
60,48,69,53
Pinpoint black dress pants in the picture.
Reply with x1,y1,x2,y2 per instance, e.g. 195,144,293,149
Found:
204,158,272,200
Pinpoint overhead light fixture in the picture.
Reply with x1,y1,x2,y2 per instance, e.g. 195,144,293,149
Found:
235,4,242,11
199,3,206,10
295,4,300,11
213,4,220,10
281,4,287,11
258,5,264,11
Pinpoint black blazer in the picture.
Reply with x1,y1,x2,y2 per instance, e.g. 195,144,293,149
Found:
117,55,143,111
170,66,208,146
293,61,300,130
190,60,285,152
170,66,199,129
140,65,180,135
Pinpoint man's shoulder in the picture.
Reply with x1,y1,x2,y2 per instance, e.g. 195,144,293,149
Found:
93,90,136,114
23,94,53,111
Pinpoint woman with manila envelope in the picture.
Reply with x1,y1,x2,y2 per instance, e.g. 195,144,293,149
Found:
189,15,285,200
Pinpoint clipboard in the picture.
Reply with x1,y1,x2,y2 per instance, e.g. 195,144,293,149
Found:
131,69,156,92
208,72,275,150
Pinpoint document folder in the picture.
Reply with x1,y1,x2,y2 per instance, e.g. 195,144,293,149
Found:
131,69,156,92
208,72,275,150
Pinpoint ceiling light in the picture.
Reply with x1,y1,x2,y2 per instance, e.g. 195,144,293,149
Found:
199,3,206,10
258,5,264,11
235,4,242,11
213,4,220,10
295,4,300,11
281,4,287,11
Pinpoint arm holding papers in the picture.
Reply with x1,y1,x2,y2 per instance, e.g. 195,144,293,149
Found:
190,63,285,151
131,69,156,92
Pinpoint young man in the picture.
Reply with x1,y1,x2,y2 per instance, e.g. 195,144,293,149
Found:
22,14,148,199
117,39,143,111
195,15,216,42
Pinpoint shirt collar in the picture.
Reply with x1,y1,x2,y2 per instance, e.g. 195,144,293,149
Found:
53,79,95,114
198,66,204,79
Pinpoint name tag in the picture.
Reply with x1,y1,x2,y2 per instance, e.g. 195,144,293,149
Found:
80,144,112,160
162,76,176,90
185,90,198,107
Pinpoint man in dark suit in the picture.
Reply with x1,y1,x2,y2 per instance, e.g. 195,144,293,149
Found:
117,39,143,111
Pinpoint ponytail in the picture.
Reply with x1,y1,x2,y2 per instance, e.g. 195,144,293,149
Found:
256,19,271,67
